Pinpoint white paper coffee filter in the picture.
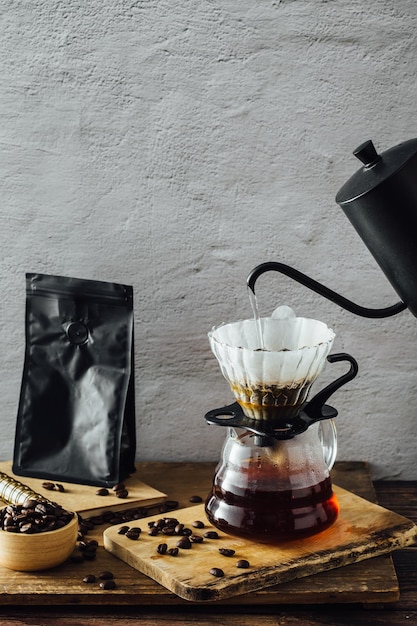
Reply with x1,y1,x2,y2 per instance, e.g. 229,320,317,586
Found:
208,316,335,388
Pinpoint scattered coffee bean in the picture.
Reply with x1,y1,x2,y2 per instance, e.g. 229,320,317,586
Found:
99,571,114,580
176,536,192,549
204,531,219,539
161,526,176,535
189,495,203,503
148,526,159,536
157,543,168,555
192,520,205,529
209,567,224,578
95,488,109,496
155,518,166,529
174,523,184,534
115,489,129,499
117,525,129,535
112,483,125,492
182,527,193,536
125,529,140,540
100,580,116,590
219,548,235,557
167,547,179,556
236,559,250,569
83,574,96,583
55,483,65,492
190,535,204,543
42,482,56,491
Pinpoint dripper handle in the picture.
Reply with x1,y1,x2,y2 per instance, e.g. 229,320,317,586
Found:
303,352,358,422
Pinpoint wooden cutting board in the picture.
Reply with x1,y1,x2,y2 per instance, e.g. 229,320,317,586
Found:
0,461,167,517
103,483,417,602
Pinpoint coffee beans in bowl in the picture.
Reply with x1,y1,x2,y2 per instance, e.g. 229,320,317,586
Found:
0,500,78,571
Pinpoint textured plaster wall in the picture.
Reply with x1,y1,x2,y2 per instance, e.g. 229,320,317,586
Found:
0,0,416,479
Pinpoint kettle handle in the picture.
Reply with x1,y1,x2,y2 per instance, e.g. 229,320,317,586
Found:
247,261,406,318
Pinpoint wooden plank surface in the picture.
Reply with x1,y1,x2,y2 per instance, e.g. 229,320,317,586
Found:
0,461,410,605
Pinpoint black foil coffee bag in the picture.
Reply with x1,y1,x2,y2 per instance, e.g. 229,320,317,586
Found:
13,273,136,487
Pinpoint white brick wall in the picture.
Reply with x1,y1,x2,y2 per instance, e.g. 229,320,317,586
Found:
0,0,416,478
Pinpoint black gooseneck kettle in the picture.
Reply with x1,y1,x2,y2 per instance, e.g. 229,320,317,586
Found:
248,138,417,319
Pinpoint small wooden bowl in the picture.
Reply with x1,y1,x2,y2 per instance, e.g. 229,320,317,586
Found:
0,512,78,571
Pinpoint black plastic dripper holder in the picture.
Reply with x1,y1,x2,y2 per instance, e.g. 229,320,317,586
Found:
205,352,358,442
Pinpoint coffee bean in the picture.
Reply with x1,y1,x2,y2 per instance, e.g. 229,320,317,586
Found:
155,518,166,529
157,543,168,555
100,580,116,590
148,526,159,536
192,520,205,529
23,499,39,509
167,547,179,556
112,483,125,492
55,484,65,492
236,559,250,569
83,574,96,583
42,482,55,491
95,488,109,496
115,489,129,499
219,548,235,557
204,531,219,539
190,535,204,543
189,495,203,503
20,523,35,534
209,567,224,578
182,527,193,536
164,517,178,526
176,536,192,549
174,523,184,534
99,571,114,580
125,529,140,540
36,502,52,516
117,525,129,535
79,540,97,552
161,526,176,535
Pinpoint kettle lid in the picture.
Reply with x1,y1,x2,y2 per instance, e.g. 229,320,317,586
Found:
336,138,417,205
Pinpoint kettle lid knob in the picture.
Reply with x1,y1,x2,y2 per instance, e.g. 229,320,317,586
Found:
336,137,417,205
353,140,381,168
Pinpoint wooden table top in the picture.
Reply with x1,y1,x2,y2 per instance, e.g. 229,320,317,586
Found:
0,460,416,625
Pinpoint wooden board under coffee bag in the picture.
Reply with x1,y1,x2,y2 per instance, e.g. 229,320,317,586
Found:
0,461,166,518
103,485,417,602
